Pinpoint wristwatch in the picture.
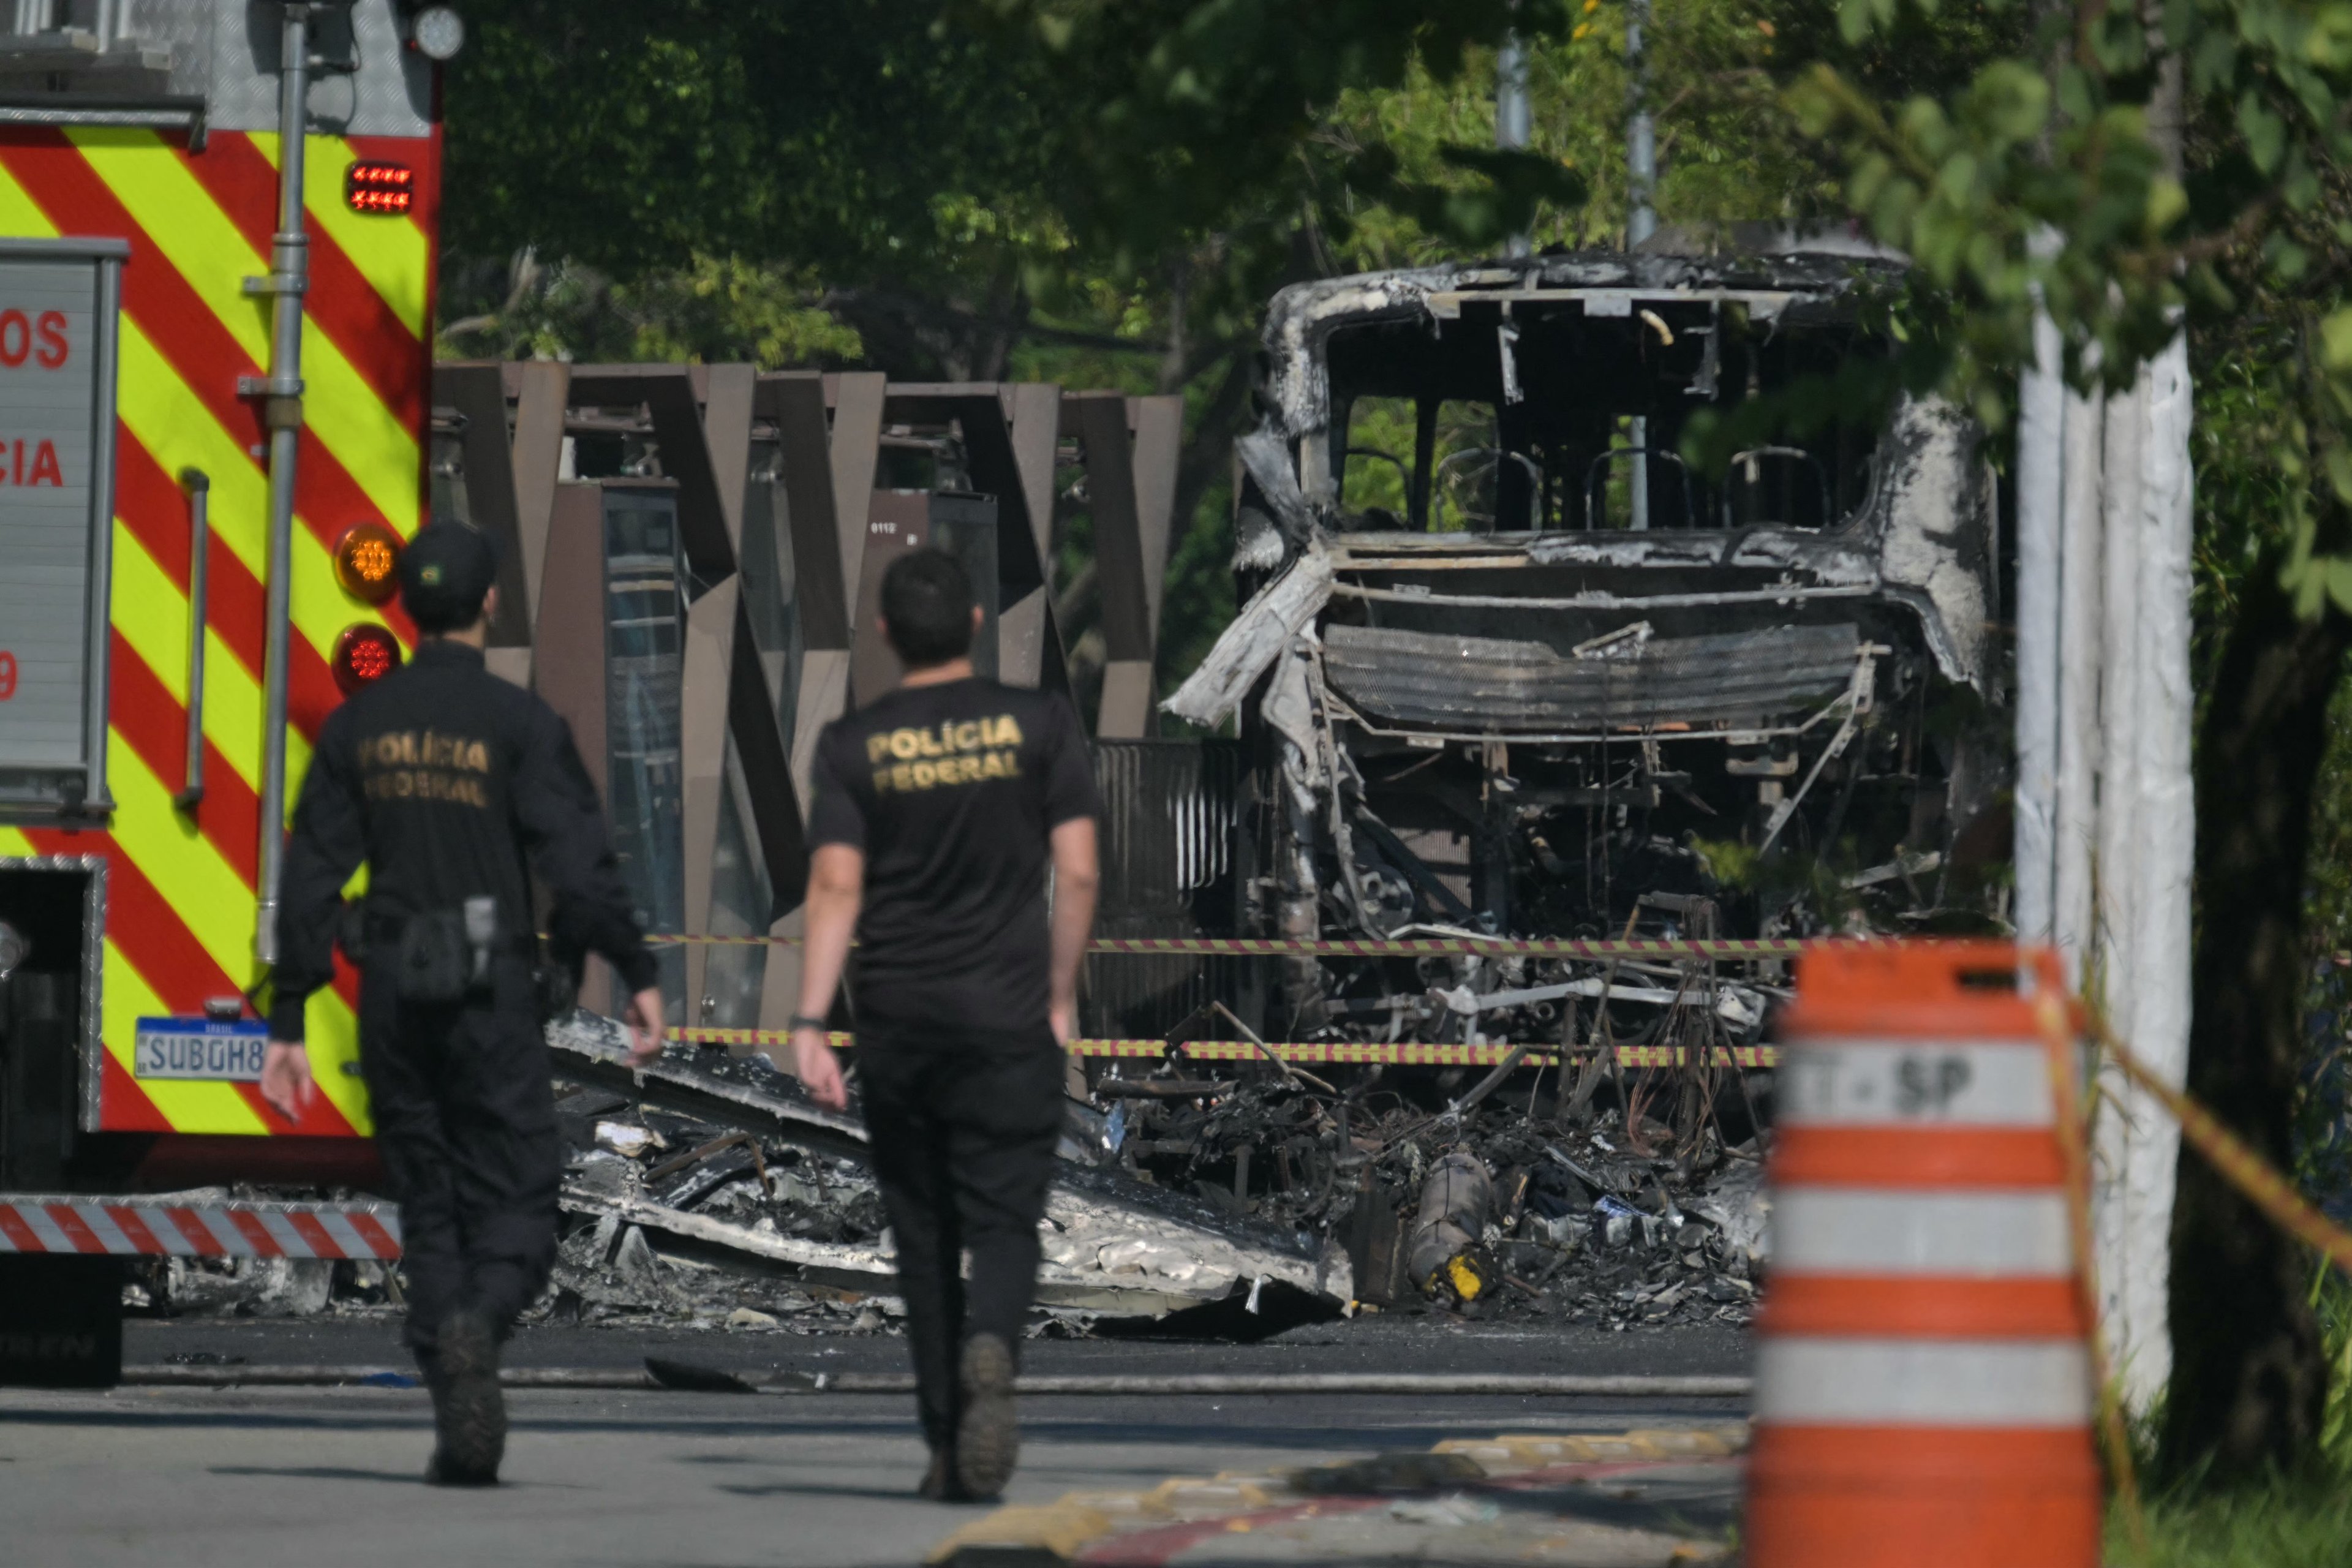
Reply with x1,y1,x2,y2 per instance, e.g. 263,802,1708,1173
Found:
786,1014,828,1034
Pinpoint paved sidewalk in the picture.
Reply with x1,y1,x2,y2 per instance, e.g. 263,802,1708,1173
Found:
0,1382,1745,1568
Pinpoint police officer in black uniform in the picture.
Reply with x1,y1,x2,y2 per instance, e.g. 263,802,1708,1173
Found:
258,521,666,1487
792,548,1101,1501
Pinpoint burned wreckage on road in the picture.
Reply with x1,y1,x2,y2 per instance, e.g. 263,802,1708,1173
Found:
1166,249,2003,1055
138,255,2000,1338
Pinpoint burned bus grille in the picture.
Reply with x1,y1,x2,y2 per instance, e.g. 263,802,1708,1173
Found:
1322,621,1861,732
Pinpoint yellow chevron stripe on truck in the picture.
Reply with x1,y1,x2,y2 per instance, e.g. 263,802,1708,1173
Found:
0,120,432,1136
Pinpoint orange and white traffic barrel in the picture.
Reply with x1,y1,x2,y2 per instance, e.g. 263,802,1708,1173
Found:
1746,941,2099,1568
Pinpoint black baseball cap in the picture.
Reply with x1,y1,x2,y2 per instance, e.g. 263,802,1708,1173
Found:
399,519,499,632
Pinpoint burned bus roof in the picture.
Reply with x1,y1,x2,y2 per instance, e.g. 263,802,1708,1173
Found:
1259,250,1905,440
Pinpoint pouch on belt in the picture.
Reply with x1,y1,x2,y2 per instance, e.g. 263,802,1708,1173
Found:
391,896,499,1005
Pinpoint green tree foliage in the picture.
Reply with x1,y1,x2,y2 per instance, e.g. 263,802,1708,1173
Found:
943,0,1583,258
437,252,865,366
1787,2,2352,520
444,4,1058,296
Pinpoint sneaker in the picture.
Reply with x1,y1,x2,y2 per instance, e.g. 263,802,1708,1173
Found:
954,1333,1018,1499
426,1310,507,1486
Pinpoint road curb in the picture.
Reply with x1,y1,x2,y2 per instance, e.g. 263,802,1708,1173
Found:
925,1422,1751,1566
117,1363,1753,1398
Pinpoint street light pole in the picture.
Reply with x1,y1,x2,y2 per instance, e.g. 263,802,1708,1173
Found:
1496,31,1531,259
1626,0,1655,529
1626,0,1656,247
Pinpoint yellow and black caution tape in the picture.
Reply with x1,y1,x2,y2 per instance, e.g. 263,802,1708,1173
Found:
2032,992,2145,1550
643,932,1817,959
665,1025,1774,1069
1092,936,1806,957
2089,1012,2352,1276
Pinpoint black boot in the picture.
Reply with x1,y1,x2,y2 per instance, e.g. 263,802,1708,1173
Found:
424,1310,507,1486
954,1333,1018,1499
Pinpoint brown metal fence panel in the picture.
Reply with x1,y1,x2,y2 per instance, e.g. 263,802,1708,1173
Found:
1084,738,1254,1042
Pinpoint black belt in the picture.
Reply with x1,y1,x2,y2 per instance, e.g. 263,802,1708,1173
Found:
360,910,535,959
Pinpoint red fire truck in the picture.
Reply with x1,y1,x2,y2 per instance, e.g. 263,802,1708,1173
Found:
0,0,462,1383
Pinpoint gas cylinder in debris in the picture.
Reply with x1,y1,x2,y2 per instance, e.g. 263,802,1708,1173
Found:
1406,1151,1491,1289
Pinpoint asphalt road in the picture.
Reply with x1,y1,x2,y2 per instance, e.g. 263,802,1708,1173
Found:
0,1318,1749,1568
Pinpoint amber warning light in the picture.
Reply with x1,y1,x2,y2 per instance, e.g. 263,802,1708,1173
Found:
333,624,402,695
345,162,414,214
334,521,403,603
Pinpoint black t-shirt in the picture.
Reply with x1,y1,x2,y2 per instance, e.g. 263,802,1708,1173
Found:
805,679,1101,1040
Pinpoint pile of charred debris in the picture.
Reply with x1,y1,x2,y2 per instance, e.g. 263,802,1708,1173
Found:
1099,993,1771,1329
137,1014,1349,1336
139,1005,1771,1338
531,1014,1361,1338
530,1014,1771,1336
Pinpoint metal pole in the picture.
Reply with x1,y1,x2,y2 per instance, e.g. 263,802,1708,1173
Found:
1495,31,1530,260
1625,0,1656,246
2053,375,2105,986
2118,328,2195,1414
1625,0,1656,530
176,469,209,811
252,2,313,964
2012,285,2065,946
83,252,123,815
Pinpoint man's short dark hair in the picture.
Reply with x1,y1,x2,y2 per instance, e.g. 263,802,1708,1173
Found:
880,548,975,666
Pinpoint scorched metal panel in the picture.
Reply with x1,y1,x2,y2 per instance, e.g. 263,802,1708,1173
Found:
1322,620,1860,731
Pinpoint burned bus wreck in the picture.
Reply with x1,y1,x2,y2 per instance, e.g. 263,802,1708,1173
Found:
1166,251,2002,1050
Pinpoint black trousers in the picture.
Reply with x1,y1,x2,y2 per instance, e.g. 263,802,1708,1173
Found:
859,1035,1066,1450
358,956,560,1366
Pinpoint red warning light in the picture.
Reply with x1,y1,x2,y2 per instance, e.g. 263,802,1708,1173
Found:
333,623,402,695
345,162,415,215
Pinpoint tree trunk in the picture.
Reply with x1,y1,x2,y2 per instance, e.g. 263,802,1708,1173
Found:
2160,551,2348,1480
